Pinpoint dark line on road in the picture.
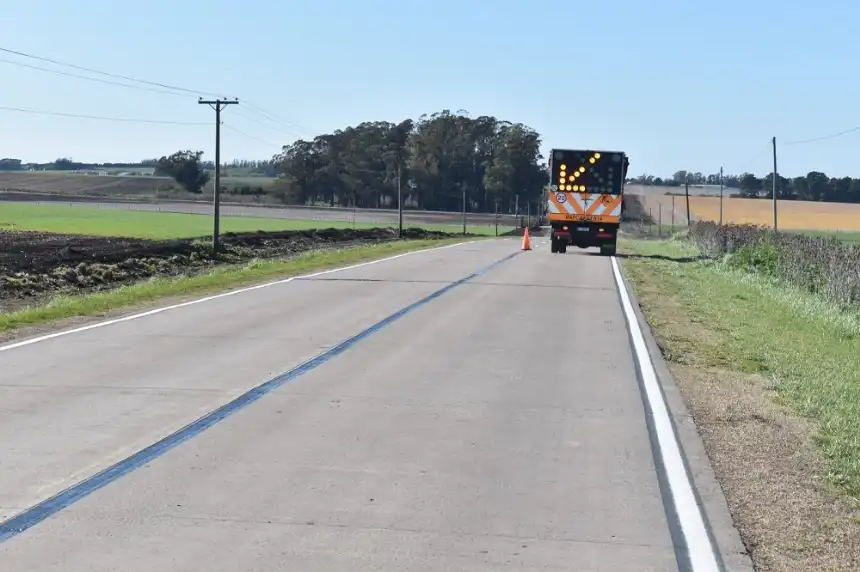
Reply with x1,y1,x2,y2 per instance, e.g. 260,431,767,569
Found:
0,250,520,543
301,277,613,292
297,277,450,285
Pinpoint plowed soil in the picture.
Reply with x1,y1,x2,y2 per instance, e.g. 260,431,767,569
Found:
0,227,451,312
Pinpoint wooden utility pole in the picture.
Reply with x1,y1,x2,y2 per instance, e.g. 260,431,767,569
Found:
685,172,691,226
397,164,403,237
462,186,467,234
772,136,778,230
198,97,239,252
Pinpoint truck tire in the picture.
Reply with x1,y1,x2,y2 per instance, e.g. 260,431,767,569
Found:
559,244,567,254
600,243,616,256
550,238,558,253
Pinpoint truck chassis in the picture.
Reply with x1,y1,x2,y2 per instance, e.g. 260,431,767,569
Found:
549,219,617,256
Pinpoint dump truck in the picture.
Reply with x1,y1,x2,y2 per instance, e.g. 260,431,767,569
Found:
546,148,628,256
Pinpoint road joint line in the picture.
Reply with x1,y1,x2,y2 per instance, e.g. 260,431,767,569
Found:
0,249,520,543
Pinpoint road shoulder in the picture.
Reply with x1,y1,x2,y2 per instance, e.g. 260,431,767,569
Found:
619,236,860,571
615,252,755,571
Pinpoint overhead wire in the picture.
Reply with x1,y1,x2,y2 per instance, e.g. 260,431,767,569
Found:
222,124,283,149
0,46,224,98
0,45,312,139
729,139,772,175
0,105,208,125
783,125,860,145
0,57,191,98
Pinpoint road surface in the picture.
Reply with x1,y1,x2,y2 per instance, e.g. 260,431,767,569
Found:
0,238,751,571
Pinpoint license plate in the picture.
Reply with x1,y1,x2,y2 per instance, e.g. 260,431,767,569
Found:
577,227,589,232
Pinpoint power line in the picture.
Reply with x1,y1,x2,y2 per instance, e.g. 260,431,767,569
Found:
241,99,310,136
230,108,304,139
0,46,225,98
730,139,772,174
0,45,312,136
222,124,282,149
0,105,208,125
0,57,190,98
784,125,860,145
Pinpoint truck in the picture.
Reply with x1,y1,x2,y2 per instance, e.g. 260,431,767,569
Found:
546,148,629,256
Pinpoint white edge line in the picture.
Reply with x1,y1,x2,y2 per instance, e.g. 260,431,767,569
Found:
0,239,486,353
610,256,720,572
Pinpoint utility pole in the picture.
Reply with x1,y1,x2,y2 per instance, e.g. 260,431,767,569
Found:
397,164,403,238
719,166,724,225
494,199,499,236
772,136,778,231
462,185,467,235
684,172,691,226
671,195,675,227
198,97,239,253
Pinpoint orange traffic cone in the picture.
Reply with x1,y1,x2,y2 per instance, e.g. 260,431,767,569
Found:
521,227,532,251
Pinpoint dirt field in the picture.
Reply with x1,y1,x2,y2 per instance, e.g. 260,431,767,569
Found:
0,227,452,313
0,172,163,196
0,172,275,198
630,189,860,232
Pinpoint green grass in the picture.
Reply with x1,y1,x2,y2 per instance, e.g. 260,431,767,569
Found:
1,238,476,332
791,228,860,245
0,203,511,239
619,236,860,497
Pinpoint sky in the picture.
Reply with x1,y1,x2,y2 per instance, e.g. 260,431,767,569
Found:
1,0,858,178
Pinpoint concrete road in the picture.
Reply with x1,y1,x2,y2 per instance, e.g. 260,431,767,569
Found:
0,238,750,571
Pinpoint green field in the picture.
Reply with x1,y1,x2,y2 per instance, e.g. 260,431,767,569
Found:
0,203,510,239
792,228,860,244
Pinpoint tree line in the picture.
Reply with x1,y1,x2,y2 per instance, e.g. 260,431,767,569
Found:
270,110,546,213
630,170,860,203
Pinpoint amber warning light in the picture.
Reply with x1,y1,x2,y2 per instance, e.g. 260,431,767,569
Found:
551,149,623,195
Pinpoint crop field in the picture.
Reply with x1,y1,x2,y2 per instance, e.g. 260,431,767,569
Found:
0,203,507,240
634,192,860,234
0,172,277,198
0,201,495,316
688,196,860,231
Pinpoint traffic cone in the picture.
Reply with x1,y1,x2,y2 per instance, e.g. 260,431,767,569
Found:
521,227,532,251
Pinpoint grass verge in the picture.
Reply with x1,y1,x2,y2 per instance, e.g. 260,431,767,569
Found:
618,235,860,570
0,202,512,238
1,238,475,334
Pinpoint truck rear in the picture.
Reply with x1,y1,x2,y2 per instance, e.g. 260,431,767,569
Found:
547,148,628,256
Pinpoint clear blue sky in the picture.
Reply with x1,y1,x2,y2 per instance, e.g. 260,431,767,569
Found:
1,0,857,178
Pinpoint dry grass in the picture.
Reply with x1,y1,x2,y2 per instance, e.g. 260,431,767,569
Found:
635,192,860,232
689,196,860,231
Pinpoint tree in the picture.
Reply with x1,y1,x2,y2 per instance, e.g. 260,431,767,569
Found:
739,173,762,197
156,150,210,194
271,110,545,213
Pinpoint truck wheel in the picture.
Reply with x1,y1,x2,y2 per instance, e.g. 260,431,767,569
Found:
600,243,616,256
559,244,567,254
550,238,558,253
